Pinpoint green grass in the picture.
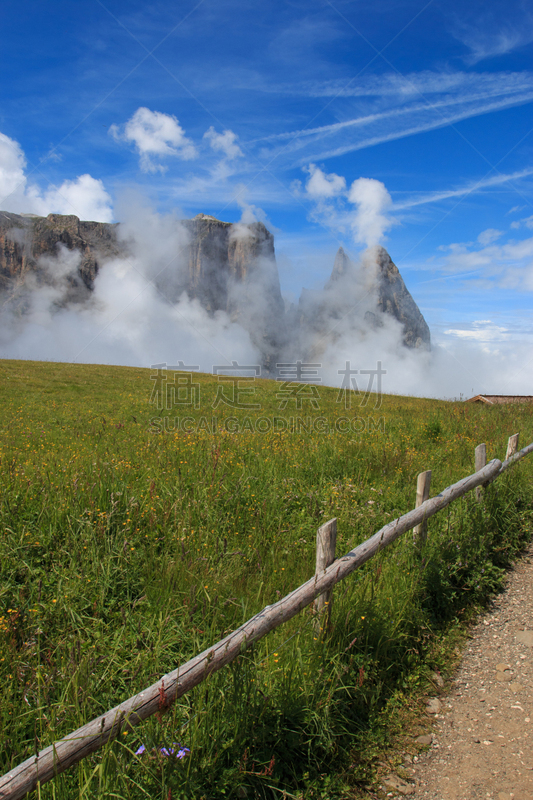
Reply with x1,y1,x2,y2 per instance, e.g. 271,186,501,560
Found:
1,359,532,799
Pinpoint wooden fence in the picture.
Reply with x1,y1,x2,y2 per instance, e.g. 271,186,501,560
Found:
1,434,532,799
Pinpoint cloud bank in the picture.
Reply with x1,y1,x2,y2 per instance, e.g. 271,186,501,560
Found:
0,132,113,222
2,126,533,400
1,196,533,400
0,198,259,373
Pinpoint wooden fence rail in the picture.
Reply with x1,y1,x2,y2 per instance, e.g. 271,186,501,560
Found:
1,438,533,799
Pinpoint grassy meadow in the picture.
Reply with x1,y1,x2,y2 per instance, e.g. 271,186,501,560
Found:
1,358,532,799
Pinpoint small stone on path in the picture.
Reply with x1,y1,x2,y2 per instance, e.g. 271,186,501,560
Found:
516,629,533,647
382,774,415,795
426,698,441,714
496,671,513,682
416,734,433,745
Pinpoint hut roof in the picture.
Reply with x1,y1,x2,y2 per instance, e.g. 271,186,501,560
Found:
466,395,533,405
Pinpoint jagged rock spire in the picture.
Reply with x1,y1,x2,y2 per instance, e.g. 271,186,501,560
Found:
371,245,430,349
327,246,351,284
323,244,431,350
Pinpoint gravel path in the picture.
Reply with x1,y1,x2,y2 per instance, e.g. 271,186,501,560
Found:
383,544,533,800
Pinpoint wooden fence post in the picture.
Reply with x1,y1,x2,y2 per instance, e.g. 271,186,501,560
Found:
413,470,432,546
0,459,509,800
506,433,519,461
313,518,337,633
475,443,487,501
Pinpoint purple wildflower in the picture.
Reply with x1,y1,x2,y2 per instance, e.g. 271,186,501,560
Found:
166,744,190,759
135,742,190,759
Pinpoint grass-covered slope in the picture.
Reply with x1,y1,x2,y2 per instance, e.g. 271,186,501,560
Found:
1,359,532,799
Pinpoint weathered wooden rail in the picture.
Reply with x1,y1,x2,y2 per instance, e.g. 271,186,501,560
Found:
1,435,532,799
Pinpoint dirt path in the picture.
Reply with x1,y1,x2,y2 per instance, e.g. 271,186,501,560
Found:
386,544,533,800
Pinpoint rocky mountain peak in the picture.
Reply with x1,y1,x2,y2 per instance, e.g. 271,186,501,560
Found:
327,246,351,286
322,243,430,350
371,245,430,349
0,210,431,368
192,213,222,222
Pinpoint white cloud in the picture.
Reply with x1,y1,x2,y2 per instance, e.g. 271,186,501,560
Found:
231,185,272,229
300,168,395,248
298,90,533,164
27,175,113,222
511,214,533,230
290,178,303,196
477,228,503,246
348,178,393,248
434,230,533,294
304,163,346,199
444,320,509,342
467,30,533,63
203,127,243,160
0,132,27,206
110,107,197,173
451,14,533,64
299,165,349,234
255,70,533,168
267,70,533,101
0,131,113,222
394,168,533,211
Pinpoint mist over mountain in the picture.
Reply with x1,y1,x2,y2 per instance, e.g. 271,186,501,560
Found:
0,209,430,385
295,245,430,360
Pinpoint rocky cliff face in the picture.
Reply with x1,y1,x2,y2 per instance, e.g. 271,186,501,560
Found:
0,211,119,296
180,215,286,369
296,245,430,362
180,214,279,306
372,246,431,349
0,210,430,368
0,210,288,370
325,245,431,350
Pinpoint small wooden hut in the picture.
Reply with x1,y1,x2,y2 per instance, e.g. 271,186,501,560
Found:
466,395,533,405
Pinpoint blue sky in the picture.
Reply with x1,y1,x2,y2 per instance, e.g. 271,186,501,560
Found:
1,0,533,375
